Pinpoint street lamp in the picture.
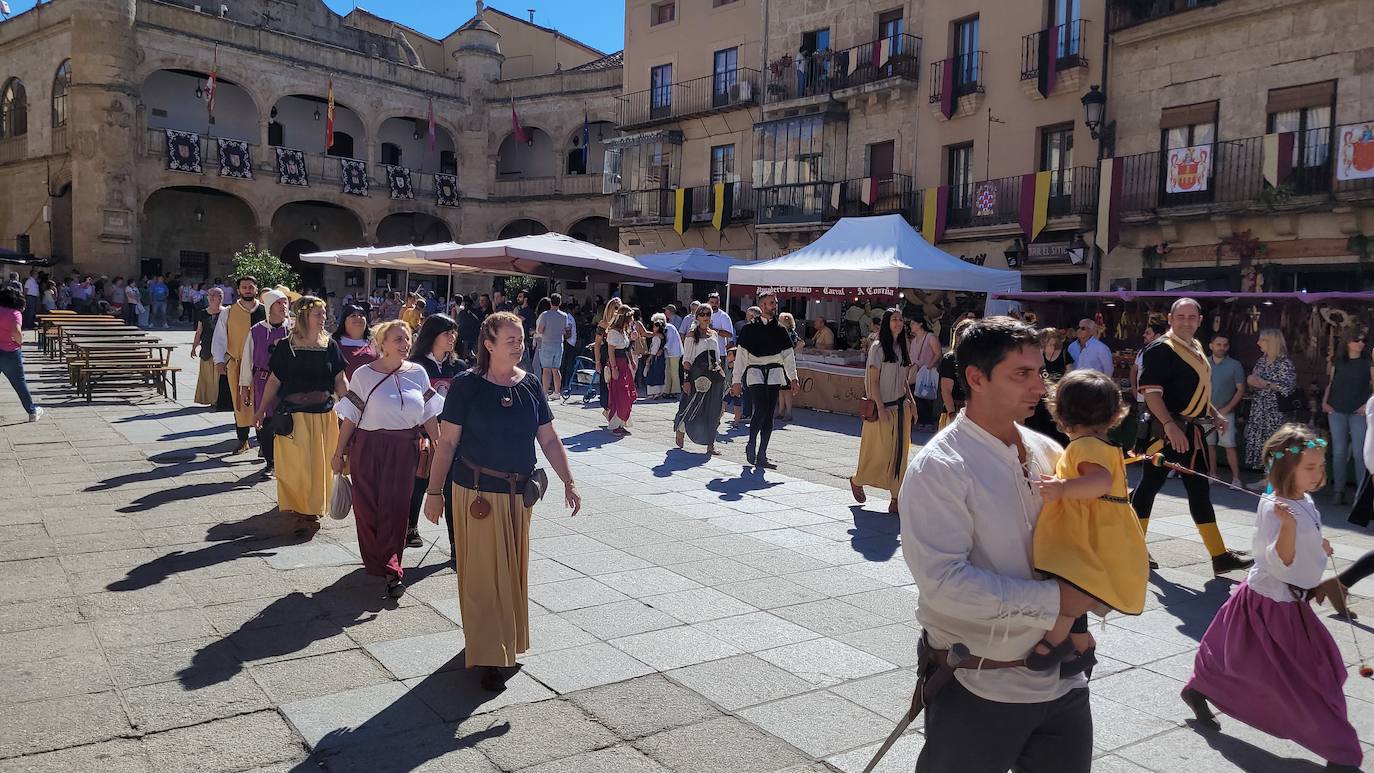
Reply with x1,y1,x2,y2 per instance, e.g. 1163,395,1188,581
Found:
1004,236,1026,268
1081,84,1116,157
313,107,321,121
309,218,320,232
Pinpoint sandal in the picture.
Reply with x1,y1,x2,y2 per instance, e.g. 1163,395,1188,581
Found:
849,477,867,504
1059,647,1097,678
1024,637,1075,671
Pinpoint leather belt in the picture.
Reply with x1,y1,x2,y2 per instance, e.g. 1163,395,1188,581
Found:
460,457,524,518
922,632,1027,671
885,398,905,478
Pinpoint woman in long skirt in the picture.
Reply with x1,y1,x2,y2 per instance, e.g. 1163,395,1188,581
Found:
191,287,231,409
850,309,913,514
592,298,622,416
674,306,724,455
334,320,442,598
423,312,581,691
605,307,637,435
645,316,667,398
407,314,466,551
254,296,346,519
1182,425,1362,771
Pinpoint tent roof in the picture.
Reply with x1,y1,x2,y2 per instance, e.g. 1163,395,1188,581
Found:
727,214,1021,294
299,244,484,274
636,248,745,282
420,233,679,283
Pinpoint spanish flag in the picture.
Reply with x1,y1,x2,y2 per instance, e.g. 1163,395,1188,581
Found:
921,186,947,243
325,79,336,151
712,182,734,231
1018,171,1051,241
674,187,691,235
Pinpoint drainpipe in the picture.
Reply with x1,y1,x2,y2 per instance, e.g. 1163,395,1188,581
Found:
1090,18,1112,292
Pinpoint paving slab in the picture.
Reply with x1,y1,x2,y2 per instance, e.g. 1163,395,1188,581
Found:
634,716,812,773
140,710,305,773
520,642,655,694
666,654,817,711
457,698,618,770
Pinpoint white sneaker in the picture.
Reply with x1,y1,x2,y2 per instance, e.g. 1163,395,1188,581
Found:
27,406,42,422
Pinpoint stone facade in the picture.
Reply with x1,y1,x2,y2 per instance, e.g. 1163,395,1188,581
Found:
1101,0,1374,292
0,0,620,294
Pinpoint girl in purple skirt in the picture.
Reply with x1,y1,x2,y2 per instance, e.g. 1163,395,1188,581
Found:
1182,423,1363,771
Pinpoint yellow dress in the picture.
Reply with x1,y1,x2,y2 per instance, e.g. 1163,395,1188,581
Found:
1033,436,1148,615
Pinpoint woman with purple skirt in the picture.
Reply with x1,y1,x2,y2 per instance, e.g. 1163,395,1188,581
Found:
1182,424,1362,772
333,320,443,598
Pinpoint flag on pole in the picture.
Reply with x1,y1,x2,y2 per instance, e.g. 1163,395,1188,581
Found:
582,109,591,170
205,70,217,121
922,186,948,243
325,79,336,151
1018,171,1051,241
511,97,530,145
427,99,436,152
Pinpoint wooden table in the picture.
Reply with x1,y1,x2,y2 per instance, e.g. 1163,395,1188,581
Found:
67,340,180,401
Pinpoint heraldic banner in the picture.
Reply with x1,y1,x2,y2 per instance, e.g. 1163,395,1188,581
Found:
1337,121,1374,181
340,159,369,196
217,138,253,180
1166,144,1211,193
276,147,308,186
386,165,414,199
166,129,203,174
435,173,460,207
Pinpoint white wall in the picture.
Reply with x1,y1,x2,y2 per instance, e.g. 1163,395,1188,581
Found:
142,70,258,142
377,116,456,171
497,128,556,177
272,95,366,157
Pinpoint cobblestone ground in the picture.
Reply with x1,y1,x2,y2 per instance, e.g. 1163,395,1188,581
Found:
1,329,1371,773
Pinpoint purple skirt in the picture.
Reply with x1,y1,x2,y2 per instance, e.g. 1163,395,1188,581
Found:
350,428,421,579
1186,582,1361,766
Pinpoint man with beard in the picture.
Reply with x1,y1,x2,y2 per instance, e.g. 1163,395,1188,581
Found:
212,276,266,454
730,291,797,469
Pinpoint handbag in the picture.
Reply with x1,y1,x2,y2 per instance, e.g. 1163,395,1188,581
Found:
913,366,939,401
328,473,353,520
1277,387,1305,413
858,397,879,422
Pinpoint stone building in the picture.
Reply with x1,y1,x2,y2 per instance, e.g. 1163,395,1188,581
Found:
1099,0,1374,293
0,0,620,297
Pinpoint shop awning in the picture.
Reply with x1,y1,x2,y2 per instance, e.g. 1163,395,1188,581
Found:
727,214,1021,297
419,233,680,283
636,248,745,282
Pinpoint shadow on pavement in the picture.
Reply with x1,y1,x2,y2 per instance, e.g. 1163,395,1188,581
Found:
1187,724,1326,772
847,508,901,562
289,650,514,772
706,467,783,501
1147,572,1237,643
651,448,711,477
561,429,624,453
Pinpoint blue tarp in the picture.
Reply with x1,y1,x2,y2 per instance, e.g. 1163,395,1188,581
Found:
636,248,746,283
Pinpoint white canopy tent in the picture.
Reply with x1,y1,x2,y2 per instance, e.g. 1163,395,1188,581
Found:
727,215,1021,307
636,248,746,283
419,233,680,283
299,244,490,299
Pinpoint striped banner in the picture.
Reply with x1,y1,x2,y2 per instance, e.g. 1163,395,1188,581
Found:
674,187,690,235
1096,158,1123,253
1262,131,1295,188
1018,171,1051,241
712,182,734,231
921,186,948,243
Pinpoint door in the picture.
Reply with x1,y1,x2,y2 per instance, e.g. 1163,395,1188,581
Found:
947,143,974,225
954,17,981,95
650,64,673,120
877,10,904,76
868,140,896,213
1268,105,1332,195
1039,124,1074,216
713,48,739,107
1052,0,1082,59
799,28,831,95
1160,120,1216,206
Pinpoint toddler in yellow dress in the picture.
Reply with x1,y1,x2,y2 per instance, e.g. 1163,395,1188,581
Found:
1028,369,1149,676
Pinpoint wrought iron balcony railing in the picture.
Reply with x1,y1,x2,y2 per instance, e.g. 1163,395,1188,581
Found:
1020,20,1089,81
617,68,761,129
946,166,1099,230
1108,0,1223,32
929,51,986,105
762,33,921,104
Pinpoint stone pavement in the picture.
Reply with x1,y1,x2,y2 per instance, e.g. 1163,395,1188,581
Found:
1,328,1371,773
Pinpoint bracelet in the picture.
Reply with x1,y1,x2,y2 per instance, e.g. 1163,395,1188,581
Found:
425,491,443,497
1164,420,1177,428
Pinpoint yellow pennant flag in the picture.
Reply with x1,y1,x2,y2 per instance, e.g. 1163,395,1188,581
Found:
1030,170,1051,241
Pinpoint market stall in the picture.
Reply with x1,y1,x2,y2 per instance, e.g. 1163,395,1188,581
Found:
418,233,680,284
728,214,1022,415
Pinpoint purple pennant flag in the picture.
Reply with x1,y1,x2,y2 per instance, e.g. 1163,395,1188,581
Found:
940,58,955,119
1038,24,1060,98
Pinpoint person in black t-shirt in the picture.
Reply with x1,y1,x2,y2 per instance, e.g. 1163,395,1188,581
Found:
405,314,470,550
1130,298,1252,575
937,318,975,428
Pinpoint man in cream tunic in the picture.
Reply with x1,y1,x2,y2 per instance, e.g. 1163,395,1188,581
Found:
900,316,1097,773
212,276,264,454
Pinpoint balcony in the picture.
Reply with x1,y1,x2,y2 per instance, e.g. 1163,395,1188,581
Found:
684,181,756,224
762,33,921,105
1108,0,1223,32
1020,20,1089,82
611,189,676,226
946,166,1098,230
1116,128,1348,216
929,52,986,106
492,177,558,198
52,126,67,155
0,136,26,165
617,68,761,130
756,183,836,226
837,174,917,221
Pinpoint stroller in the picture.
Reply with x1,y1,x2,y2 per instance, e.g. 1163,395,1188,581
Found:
562,354,601,405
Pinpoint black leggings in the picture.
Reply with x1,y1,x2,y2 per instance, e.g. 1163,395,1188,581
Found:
258,425,275,465
747,384,781,459
1338,549,1374,590
409,477,455,553
1130,436,1217,525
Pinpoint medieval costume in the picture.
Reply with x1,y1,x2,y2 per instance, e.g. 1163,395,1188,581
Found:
409,353,468,549
212,297,265,451
337,336,377,379
733,317,798,468
193,304,231,410
267,338,345,516
673,331,724,448
851,339,913,501
605,327,637,431
239,313,290,473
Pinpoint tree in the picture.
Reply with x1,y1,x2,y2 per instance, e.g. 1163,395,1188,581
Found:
231,243,299,291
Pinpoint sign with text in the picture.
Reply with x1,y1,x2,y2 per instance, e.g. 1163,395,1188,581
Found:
738,285,899,300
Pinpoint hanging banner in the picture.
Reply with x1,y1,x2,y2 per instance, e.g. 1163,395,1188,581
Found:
1018,171,1051,240
939,58,956,119
1262,132,1295,188
1336,121,1374,181
1037,25,1059,98
217,138,252,180
434,173,460,207
673,187,691,235
921,185,948,243
385,165,414,199
974,182,998,218
1096,157,1122,253
737,285,899,300
712,182,734,231
275,147,308,186
340,158,369,196
1165,144,1211,193
165,129,203,174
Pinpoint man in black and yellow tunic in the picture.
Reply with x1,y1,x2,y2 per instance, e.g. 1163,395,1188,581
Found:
1131,298,1253,575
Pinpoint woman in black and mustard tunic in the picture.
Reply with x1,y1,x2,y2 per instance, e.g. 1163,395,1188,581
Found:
407,314,467,551
332,303,377,379
423,312,581,692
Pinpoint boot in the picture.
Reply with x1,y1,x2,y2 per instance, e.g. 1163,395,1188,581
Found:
1211,549,1254,575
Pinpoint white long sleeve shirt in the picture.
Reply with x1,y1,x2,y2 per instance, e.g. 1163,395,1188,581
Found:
1068,336,1114,375
731,345,798,387
335,362,443,431
1246,494,1328,603
680,331,718,368
899,412,1085,703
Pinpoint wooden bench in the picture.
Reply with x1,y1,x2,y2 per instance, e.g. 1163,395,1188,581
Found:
67,341,180,402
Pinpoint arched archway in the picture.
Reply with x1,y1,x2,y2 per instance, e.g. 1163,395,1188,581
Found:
378,116,457,173
567,216,617,250
141,70,257,142
1,77,27,138
377,212,452,247
142,186,258,282
270,200,366,290
281,239,322,290
498,219,547,239
496,128,555,179
565,121,615,175
271,95,365,158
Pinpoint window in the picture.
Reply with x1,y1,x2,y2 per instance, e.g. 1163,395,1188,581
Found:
801,28,830,55
651,1,675,25
179,251,209,281
268,121,284,146
328,131,355,159
52,61,70,129
440,150,457,174
1266,81,1335,194
650,64,673,118
710,144,736,184
1159,101,1217,203
878,9,904,40
712,48,739,107
947,142,974,212
1052,0,1082,57
868,140,895,180
713,0,739,6
1040,124,1074,210
953,17,981,93
381,142,402,166
1,78,27,138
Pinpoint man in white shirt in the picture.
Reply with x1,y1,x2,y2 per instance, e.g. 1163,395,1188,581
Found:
661,316,683,397
679,300,701,336
706,292,734,356
730,292,797,469
23,271,39,329
1067,318,1113,375
899,316,1097,772
664,303,683,332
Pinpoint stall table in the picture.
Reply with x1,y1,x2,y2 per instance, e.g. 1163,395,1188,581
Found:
793,350,868,415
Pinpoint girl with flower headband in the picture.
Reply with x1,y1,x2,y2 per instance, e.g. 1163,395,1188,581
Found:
1182,423,1363,771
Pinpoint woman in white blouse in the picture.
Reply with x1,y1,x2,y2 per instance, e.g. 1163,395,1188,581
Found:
333,320,444,598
